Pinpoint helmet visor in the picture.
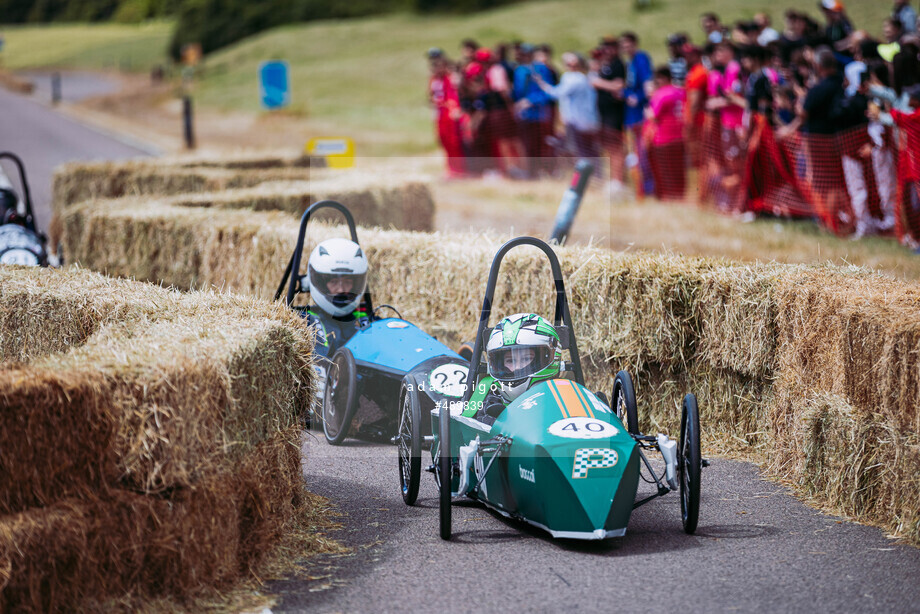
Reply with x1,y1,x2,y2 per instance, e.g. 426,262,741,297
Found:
309,268,367,309
488,345,555,382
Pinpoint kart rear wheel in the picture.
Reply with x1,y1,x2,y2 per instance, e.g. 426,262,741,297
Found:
397,375,422,506
679,393,702,534
438,403,452,540
322,348,358,446
612,371,639,435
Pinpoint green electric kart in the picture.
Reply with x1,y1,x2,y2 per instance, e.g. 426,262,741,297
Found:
396,237,705,540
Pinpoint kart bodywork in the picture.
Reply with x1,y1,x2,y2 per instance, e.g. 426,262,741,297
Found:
0,152,50,267
275,200,468,443
397,237,704,540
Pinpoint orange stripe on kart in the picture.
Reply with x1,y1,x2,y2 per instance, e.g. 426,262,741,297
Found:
553,380,589,418
571,383,596,419
547,381,570,418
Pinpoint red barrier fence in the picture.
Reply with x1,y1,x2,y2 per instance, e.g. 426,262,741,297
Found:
695,112,920,248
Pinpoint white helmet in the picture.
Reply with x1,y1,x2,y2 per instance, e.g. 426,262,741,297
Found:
305,238,368,317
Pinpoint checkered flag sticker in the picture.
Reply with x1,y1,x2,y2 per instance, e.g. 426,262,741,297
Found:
572,448,618,479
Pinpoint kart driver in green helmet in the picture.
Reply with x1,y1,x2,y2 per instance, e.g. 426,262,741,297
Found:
468,312,562,424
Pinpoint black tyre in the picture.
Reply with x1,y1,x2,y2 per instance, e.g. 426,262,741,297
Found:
322,348,358,445
438,403,452,540
397,375,422,505
679,393,702,534
612,370,639,435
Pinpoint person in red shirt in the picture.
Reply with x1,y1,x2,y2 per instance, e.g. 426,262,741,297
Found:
888,84,920,247
683,44,708,167
646,66,687,200
428,50,466,178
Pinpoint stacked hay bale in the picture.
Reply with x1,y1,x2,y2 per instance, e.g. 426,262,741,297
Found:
0,266,317,611
58,196,920,545
51,156,435,234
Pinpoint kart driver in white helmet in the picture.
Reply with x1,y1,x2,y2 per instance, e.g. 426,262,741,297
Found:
302,237,369,354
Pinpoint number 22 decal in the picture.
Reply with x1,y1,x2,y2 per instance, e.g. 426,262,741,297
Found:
429,364,469,398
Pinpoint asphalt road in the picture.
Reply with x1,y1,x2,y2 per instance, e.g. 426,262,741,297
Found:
0,80,153,233
271,433,920,613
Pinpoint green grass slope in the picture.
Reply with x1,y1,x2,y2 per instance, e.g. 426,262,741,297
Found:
0,21,172,72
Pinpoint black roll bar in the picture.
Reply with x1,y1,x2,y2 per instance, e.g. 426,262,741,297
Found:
460,236,585,404
0,152,38,233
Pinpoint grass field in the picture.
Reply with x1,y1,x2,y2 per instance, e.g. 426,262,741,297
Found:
0,21,172,72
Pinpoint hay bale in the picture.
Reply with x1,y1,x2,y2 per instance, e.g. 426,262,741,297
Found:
0,265,171,363
0,430,302,612
52,152,318,210
0,266,318,608
172,175,435,231
52,163,434,234
59,197,920,544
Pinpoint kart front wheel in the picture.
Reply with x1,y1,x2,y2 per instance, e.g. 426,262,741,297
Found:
322,347,358,446
438,404,452,540
679,393,702,534
397,375,422,506
612,370,639,435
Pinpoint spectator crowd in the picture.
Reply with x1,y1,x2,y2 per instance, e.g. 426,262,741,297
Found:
426,0,920,248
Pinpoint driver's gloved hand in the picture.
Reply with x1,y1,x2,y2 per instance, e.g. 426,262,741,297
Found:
485,401,505,419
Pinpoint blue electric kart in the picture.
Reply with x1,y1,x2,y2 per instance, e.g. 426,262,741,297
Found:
0,152,50,267
275,200,469,446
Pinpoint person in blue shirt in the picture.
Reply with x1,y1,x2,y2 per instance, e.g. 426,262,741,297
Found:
513,43,556,177
620,31,655,197
534,52,600,160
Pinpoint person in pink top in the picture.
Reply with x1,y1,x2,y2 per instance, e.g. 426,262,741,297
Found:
646,66,687,200
705,43,745,132
704,42,746,208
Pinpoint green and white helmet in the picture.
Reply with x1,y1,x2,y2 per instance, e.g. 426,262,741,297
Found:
486,313,562,403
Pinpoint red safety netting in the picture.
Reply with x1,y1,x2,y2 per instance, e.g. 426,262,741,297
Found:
892,109,920,247
696,110,920,245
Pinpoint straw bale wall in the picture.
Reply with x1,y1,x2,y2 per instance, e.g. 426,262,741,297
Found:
0,266,316,610
59,197,920,545
52,159,434,232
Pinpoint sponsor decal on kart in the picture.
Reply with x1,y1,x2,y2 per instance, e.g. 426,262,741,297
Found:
519,391,544,410
572,448,618,478
518,465,536,483
548,417,619,439
386,320,409,329
428,364,469,398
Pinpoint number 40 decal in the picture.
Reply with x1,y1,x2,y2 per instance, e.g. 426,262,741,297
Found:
572,448,619,478
548,417,618,440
